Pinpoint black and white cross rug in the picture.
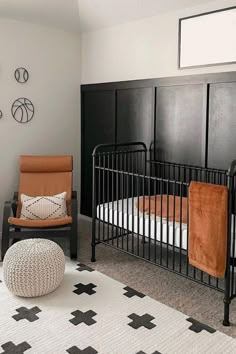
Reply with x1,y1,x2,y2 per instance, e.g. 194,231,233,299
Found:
0,260,236,354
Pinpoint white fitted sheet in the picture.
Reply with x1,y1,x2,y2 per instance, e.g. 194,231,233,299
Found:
97,197,236,257
97,197,188,250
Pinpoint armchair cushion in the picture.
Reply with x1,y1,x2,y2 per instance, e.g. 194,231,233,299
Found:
20,155,73,173
20,192,67,220
16,155,73,217
8,216,72,228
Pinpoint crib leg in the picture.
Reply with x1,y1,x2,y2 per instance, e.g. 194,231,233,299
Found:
223,299,230,326
223,268,231,326
91,218,96,262
91,242,96,262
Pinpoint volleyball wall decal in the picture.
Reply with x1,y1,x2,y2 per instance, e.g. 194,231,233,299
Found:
11,98,34,123
14,67,29,83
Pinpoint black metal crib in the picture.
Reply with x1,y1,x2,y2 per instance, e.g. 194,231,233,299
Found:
91,142,236,326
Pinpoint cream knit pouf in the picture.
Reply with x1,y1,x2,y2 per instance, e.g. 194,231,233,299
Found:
3,239,65,297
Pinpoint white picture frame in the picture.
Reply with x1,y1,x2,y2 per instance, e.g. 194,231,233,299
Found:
179,7,236,69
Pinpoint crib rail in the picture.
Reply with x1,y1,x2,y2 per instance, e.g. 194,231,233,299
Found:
92,143,236,309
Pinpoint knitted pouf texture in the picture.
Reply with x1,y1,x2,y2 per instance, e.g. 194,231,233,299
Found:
3,239,65,297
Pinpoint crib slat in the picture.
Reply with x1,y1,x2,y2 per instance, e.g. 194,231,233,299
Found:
186,186,189,277
148,177,151,261
142,172,145,259
121,153,124,249
166,180,169,268
160,181,163,266
131,152,135,254
111,153,114,245
173,182,176,271
154,179,157,264
137,163,140,257
126,152,129,252
98,155,101,242
107,153,110,244
102,154,106,242
116,153,119,247
179,182,183,274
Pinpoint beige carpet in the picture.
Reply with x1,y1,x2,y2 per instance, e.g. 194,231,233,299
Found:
77,217,236,338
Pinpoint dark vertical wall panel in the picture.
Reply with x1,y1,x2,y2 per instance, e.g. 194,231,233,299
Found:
116,87,154,148
81,72,236,216
208,82,236,170
81,90,115,216
155,84,206,166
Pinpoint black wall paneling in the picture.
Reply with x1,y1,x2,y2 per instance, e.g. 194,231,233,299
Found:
116,87,154,196
81,90,116,216
155,84,207,166
81,71,236,216
208,82,236,170
116,87,154,147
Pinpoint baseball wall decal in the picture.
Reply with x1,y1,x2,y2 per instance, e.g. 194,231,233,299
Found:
14,68,29,83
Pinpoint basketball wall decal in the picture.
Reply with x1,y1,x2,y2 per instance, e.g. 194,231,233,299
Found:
14,67,29,83
12,98,34,123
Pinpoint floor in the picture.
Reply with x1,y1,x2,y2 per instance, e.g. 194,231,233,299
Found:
76,217,236,338
2,218,236,339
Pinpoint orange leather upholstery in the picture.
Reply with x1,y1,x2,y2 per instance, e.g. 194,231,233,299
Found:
13,155,73,220
8,216,72,228
20,155,72,173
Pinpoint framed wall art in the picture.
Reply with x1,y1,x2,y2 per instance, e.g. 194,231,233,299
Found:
179,7,236,69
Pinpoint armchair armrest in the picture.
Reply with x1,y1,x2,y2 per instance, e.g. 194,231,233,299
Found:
11,193,19,217
2,201,13,260
71,197,78,216
2,201,12,234
3,200,18,218
2,198,18,220
13,192,18,201
72,190,77,199
71,196,78,231
3,201,12,220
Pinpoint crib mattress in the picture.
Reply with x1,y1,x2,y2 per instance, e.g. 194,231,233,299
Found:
97,197,236,255
97,197,188,250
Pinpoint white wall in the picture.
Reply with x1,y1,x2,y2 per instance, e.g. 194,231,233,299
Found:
81,0,236,84
0,19,80,224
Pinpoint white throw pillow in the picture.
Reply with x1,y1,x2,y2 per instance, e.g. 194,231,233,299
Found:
20,192,68,220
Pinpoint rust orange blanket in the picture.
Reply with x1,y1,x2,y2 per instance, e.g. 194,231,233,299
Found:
189,181,228,278
136,195,188,224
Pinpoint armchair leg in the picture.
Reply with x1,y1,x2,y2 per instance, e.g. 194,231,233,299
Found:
70,197,78,260
1,234,9,261
70,233,78,260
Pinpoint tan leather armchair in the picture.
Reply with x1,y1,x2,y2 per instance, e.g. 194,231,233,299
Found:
1,155,78,260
